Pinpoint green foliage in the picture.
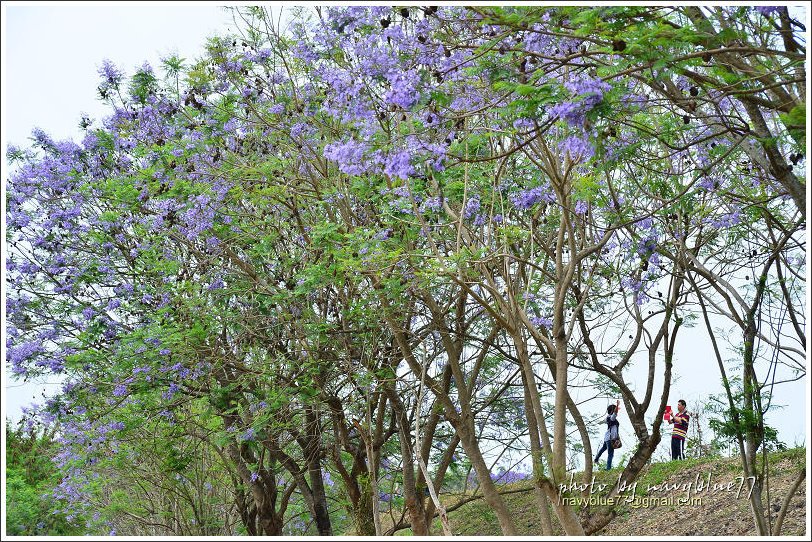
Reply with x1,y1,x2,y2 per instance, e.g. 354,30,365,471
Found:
779,103,806,147
5,424,86,535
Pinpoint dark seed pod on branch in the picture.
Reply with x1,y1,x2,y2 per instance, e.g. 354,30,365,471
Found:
689,86,699,96
612,39,626,52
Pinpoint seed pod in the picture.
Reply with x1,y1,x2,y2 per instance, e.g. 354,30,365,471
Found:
612,39,626,52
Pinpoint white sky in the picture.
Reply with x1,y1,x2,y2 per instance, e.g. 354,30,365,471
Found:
1,3,808,465
3,4,233,145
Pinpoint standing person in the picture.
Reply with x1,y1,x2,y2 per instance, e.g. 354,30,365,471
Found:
668,399,690,460
594,399,621,471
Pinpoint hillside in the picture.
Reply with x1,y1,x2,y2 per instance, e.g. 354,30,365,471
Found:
386,448,807,536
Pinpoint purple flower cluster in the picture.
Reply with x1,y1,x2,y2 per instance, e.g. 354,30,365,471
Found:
490,466,531,485
560,134,594,161
754,6,780,17
511,185,555,210
323,139,371,176
529,316,553,330
463,195,481,220
708,208,742,229
180,194,215,240
385,69,421,109
549,76,611,128
98,59,123,86
384,151,415,180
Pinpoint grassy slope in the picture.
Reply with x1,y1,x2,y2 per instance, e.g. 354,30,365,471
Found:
384,448,806,536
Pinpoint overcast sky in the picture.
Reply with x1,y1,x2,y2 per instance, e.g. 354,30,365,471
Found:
2,4,807,462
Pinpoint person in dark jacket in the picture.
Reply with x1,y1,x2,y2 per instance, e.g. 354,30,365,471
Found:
594,399,621,470
668,399,690,460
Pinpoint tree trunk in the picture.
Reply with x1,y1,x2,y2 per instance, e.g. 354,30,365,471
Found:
304,409,333,536
384,386,429,535
514,335,555,535
453,416,519,536
353,484,377,536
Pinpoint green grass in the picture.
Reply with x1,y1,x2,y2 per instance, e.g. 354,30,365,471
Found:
375,447,807,536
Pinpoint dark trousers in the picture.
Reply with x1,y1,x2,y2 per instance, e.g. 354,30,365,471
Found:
671,437,685,460
594,439,614,470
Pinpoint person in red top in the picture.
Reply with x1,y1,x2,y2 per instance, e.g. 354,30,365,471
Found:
667,399,690,460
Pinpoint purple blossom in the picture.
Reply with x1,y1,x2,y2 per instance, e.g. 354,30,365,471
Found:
323,471,335,487
550,76,610,127
208,278,226,290
560,134,594,161
323,139,370,176
708,208,742,229
564,76,611,101
385,69,421,109
754,6,780,16
7,340,43,375
98,59,123,86
575,200,588,215
530,316,552,330
491,468,531,485
511,186,554,210
384,151,415,180
420,196,442,213
463,195,480,219
548,101,583,126
181,194,215,240
162,382,180,400
374,229,392,241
